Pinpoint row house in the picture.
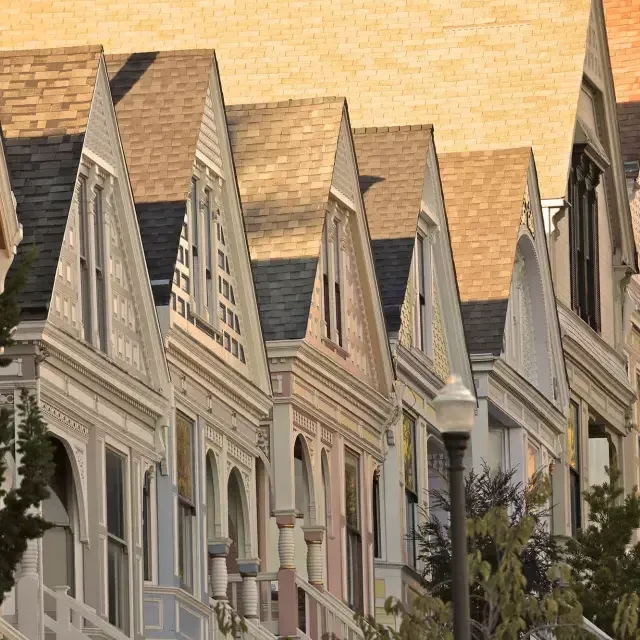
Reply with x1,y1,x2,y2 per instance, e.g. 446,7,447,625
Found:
440,149,571,535
0,47,172,640
106,51,273,639
352,126,474,619
226,98,398,637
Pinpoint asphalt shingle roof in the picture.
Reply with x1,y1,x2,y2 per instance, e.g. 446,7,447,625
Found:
439,148,532,355
226,97,344,341
353,125,433,333
106,50,215,305
0,46,100,318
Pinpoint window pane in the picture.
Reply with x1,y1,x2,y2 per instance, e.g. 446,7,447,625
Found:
178,501,193,590
176,413,193,502
527,442,540,481
406,493,417,568
569,401,579,470
105,449,125,540
488,428,504,471
142,471,152,582
108,538,128,631
403,414,416,493
345,451,360,531
373,472,381,559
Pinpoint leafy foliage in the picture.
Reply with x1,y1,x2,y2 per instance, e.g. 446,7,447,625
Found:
565,465,640,639
0,254,54,603
417,463,560,607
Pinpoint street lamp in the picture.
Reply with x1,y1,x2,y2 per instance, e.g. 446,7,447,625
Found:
432,374,476,640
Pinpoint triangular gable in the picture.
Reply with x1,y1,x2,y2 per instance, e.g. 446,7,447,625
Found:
580,0,635,269
307,108,395,395
0,46,100,320
193,57,271,394
51,55,169,391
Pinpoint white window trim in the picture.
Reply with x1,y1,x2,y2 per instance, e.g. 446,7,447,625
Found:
414,213,436,358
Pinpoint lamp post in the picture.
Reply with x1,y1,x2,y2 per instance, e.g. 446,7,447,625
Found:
432,375,476,640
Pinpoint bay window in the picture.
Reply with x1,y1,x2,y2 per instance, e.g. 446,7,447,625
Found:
344,450,362,612
176,412,195,591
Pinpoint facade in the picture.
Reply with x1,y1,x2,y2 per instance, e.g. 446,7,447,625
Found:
353,125,474,618
0,1,637,639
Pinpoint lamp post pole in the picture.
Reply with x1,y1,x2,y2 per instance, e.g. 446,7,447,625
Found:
443,431,470,640
432,375,475,640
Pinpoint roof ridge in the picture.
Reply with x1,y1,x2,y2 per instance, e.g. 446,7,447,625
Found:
226,96,345,111
106,48,216,59
0,44,103,56
352,124,433,134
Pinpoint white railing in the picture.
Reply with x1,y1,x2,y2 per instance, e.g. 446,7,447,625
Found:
0,616,31,640
42,585,130,640
226,572,279,635
583,618,614,639
295,576,364,640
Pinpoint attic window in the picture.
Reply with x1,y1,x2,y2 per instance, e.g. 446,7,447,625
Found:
568,142,607,332
414,228,433,357
322,210,345,348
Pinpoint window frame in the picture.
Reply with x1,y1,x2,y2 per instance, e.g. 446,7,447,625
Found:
372,468,382,560
321,206,347,349
344,449,363,613
403,413,419,568
78,175,92,344
105,446,129,633
175,411,196,592
569,400,581,536
142,469,153,583
93,185,108,351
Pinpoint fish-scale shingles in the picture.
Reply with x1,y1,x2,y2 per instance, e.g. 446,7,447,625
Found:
226,97,343,341
107,50,214,304
354,125,432,332
439,148,531,355
0,46,100,317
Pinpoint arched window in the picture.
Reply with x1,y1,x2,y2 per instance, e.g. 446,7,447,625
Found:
294,436,311,521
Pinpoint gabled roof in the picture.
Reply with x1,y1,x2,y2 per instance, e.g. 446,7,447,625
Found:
226,97,344,342
0,46,101,318
439,148,532,355
106,50,215,305
353,125,433,333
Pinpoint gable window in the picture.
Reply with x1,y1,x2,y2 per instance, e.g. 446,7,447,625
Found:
345,450,363,613
204,188,214,311
568,146,603,332
93,187,107,351
568,401,581,536
176,412,195,591
105,448,128,632
322,213,345,347
79,177,92,343
414,231,433,356
403,414,418,568
190,179,202,316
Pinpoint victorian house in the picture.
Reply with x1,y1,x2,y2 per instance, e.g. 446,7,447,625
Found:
352,125,474,620
0,46,172,640
106,51,273,639
440,148,571,534
227,97,397,637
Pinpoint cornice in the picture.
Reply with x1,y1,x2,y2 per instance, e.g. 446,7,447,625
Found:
491,358,566,435
395,343,446,402
167,326,272,420
41,325,166,419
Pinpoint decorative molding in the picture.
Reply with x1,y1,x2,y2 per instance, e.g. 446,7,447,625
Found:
293,408,317,437
227,440,252,469
205,423,223,449
41,400,89,439
256,426,270,459
320,426,333,446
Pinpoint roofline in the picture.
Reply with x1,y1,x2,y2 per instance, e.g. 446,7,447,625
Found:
105,48,216,59
226,96,346,111
352,124,434,134
0,44,103,56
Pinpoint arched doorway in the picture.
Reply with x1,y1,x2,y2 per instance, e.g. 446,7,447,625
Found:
227,468,248,575
42,437,77,596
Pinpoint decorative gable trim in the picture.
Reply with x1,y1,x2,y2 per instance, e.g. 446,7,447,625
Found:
583,0,636,270
90,55,171,397
330,105,396,397
0,139,22,276
205,57,272,397
427,138,475,396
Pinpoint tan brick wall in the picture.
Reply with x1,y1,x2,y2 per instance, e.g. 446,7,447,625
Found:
0,0,590,199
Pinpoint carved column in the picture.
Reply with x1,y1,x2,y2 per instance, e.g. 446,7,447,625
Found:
17,538,40,639
238,559,260,619
275,510,298,637
208,538,232,600
303,526,325,589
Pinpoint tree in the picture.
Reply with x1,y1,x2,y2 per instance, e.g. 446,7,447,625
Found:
0,255,54,603
336,476,588,640
565,465,640,639
417,464,560,608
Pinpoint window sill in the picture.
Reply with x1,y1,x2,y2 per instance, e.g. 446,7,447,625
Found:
321,337,349,360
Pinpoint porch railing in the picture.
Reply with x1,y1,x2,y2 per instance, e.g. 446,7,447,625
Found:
0,616,31,640
295,576,364,640
226,572,279,635
42,585,130,640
